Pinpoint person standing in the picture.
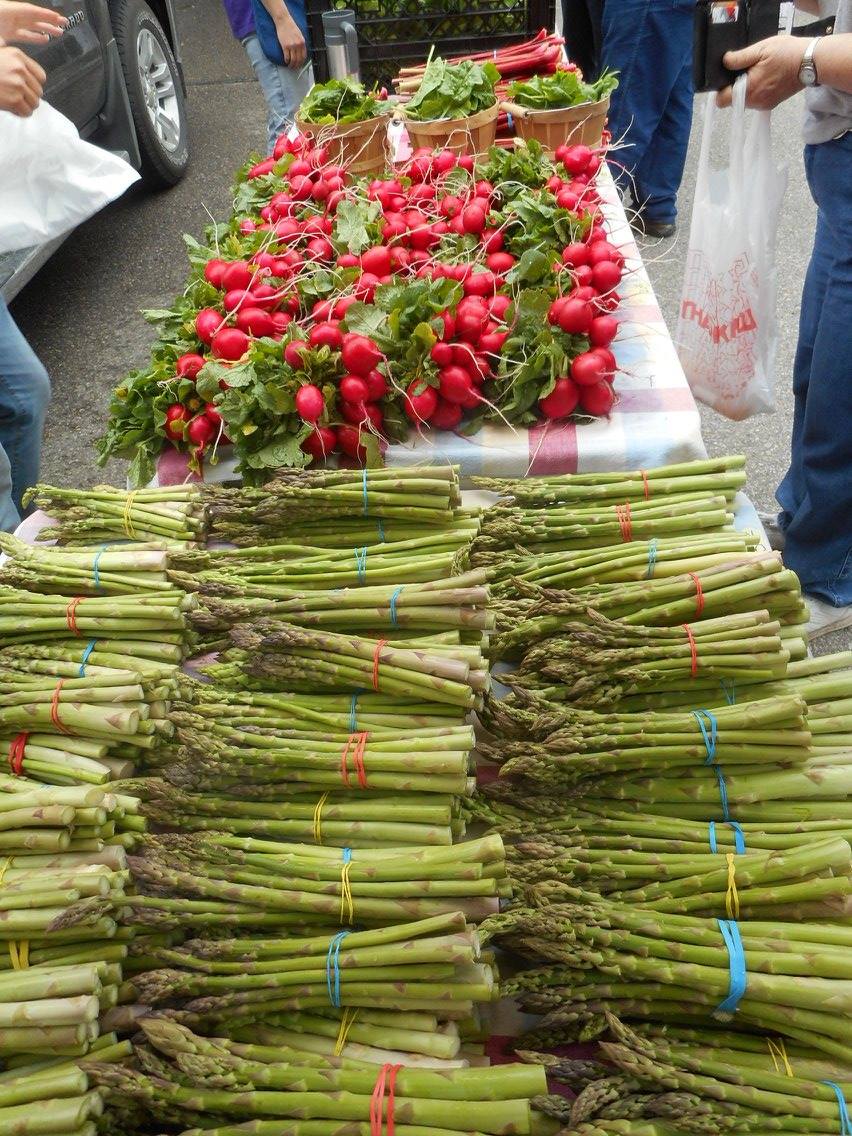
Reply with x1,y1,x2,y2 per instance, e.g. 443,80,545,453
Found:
719,6,852,637
222,0,313,154
0,1,65,530
602,0,696,238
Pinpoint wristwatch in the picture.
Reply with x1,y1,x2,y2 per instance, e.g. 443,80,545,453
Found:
799,37,822,88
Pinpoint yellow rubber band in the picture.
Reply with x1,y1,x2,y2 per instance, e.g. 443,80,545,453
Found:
0,858,10,888
725,852,740,920
123,491,138,539
334,1007,359,1056
9,940,29,970
767,1037,794,1077
312,792,330,846
340,859,354,926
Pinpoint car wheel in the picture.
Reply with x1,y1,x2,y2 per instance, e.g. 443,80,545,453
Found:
112,0,189,187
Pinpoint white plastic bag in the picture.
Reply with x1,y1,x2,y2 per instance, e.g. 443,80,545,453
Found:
675,79,787,420
0,101,139,255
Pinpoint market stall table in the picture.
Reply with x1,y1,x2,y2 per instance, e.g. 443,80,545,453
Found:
150,168,705,489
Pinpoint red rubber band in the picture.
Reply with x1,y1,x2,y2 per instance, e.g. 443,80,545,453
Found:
340,731,369,790
65,596,84,637
50,680,73,735
689,572,705,618
8,732,28,776
386,1063,403,1136
615,502,633,543
640,469,650,499
683,623,698,679
370,1064,389,1136
372,639,387,692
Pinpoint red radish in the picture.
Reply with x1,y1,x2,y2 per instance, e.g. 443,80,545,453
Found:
248,157,276,179
337,424,368,460
302,425,337,460
432,149,456,174
309,323,344,351
562,144,594,174
341,335,381,376
271,311,292,333
288,158,311,178
468,353,492,382
307,145,329,168
439,310,456,339
164,404,189,440
548,297,567,326
562,241,591,267
364,369,388,400
204,259,228,288
589,314,618,347
592,261,622,292
238,219,256,234
382,218,407,243
539,377,580,419
389,246,410,271
556,189,580,211
410,182,437,202
431,398,464,430
479,330,508,354
571,350,608,386
333,295,359,320
337,253,360,268
458,154,474,172
284,340,309,368
212,327,250,361
354,273,379,301
341,400,368,425
439,365,476,404
545,174,565,193
573,264,595,287
288,174,314,200
204,403,225,429
339,375,370,403
464,270,496,297
220,261,253,292
360,246,392,276
431,342,453,368
440,194,462,218
572,285,597,303
462,205,486,235
481,229,504,253
312,299,335,321
588,240,623,266
579,378,615,415
557,299,593,336
486,252,515,274
311,180,329,202
403,381,438,424
224,288,252,312
236,307,276,337
306,236,334,261
489,294,512,320
475,180,494,199
295,384,325,421
456,307,488,343
187,414,217,447
176,353,205,380
590,346,617,378
195,308,224,344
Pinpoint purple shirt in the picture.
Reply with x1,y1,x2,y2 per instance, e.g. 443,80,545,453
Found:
222,0,255,41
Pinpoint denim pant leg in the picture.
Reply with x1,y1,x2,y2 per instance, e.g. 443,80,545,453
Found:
779,136,852,605
242,34,314,154
0,298,50,526
602,0,694,223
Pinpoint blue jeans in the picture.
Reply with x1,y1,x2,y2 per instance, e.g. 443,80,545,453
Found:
242,34,313,154
777,133,852,606
0,299,50,531
602,0,695,224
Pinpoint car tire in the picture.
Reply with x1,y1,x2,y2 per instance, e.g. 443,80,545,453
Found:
111,0,189,187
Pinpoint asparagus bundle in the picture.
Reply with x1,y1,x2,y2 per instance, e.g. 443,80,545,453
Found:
204,467,465,545
486,902,852,1059
24,483,206,546
0,532,177,596
210,622,488,709
474,456,747,507
124,834,508,932
491,554,807,656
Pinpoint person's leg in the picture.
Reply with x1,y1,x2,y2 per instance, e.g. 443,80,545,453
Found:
242,33,313,154
0,298,50,521
0,445,19,533
780,134,852,606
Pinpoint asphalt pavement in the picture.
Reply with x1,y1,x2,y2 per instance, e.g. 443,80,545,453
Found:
10,8,848,647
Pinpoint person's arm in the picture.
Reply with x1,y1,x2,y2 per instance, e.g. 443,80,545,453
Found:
0,43,45,115
257,0,306,68
717,32,852,108
0,1,66,44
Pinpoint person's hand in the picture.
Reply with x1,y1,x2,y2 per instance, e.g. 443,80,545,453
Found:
0,1,67,45
0,43,45,115
275,15,306,68
717,35,808,109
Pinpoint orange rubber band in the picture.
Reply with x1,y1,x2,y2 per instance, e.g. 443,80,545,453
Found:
50,680,73,735
65,596,84,636
8,732,28,776
615,502,633,543
371,639,388,692
683,623,698,679
386,1063,402,1136
689,572,705,618
370,1063,403,1136
340,731,369,790
640,469,650,499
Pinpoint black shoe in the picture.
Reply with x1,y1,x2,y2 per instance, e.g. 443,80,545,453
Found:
634,216,677,239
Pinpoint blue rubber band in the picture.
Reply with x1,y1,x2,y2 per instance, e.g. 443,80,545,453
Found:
342,846,353,863
92,545,109,592
78,639,98,678
716,918,747,1015
376,518,385,543
714,764,732,821
720,679,737,706
692,709,718,765
646,537,658,579
349,692,359,733
362,468,369,516
354,546,368,584
325,930,350,1009
389,586,403,628
709,820,746,855
821,1081,852,1135
506,111,514,130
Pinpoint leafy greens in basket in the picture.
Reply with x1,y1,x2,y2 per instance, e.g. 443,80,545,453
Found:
404,56,498,122
507,67,619,110
299,78,387,125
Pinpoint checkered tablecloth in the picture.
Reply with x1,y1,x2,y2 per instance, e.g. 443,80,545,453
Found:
152,167,705,489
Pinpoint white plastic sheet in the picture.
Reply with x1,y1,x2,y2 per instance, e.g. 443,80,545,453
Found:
0,101,139,254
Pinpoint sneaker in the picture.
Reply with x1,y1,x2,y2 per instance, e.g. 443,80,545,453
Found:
805,595,852,641
757,510,786,552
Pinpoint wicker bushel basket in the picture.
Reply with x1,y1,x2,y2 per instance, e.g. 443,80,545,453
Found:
501,94,609,153
295,114,390,174
403,101,499,157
